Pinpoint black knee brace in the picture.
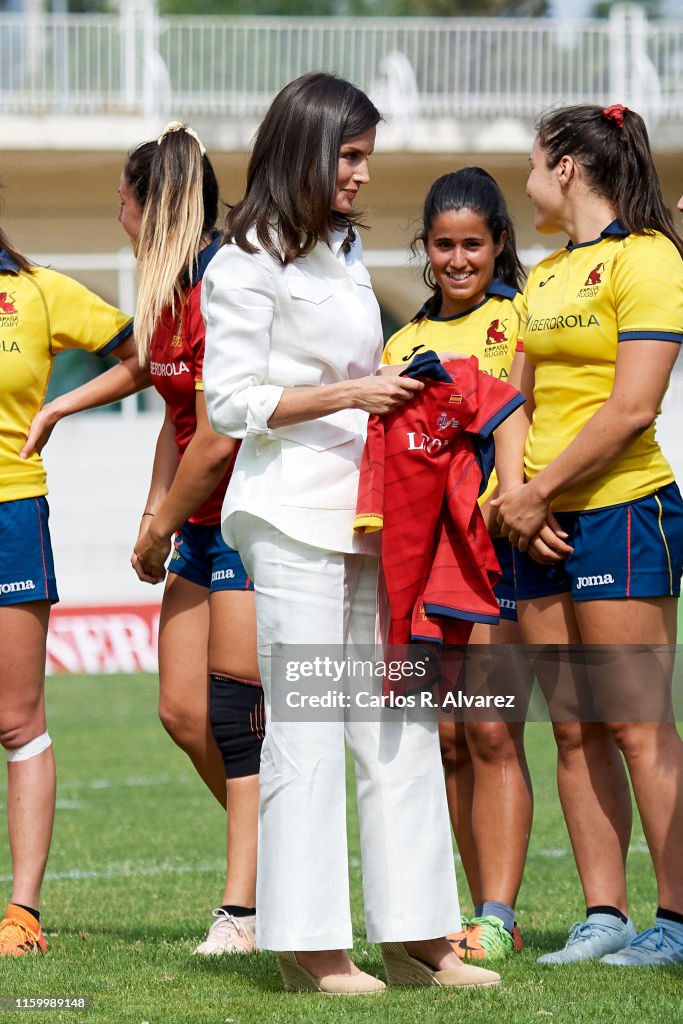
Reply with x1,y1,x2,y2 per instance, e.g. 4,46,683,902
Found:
209,673,265,779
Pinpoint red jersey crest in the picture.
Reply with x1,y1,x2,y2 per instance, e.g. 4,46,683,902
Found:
485,319,508,345
585,263,604,286
0,292,17,314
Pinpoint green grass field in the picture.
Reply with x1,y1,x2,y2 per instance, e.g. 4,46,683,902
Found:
0,674,680,1024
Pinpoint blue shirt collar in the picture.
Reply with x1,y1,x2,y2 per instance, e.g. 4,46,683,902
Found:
486,277,517,299
601,219,628,237
567,219,628,250
0,250,20,274
186,233,221,288
426,277,518,321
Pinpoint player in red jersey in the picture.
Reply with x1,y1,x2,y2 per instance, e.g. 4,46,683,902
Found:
382,169,534,961
25,126,263,954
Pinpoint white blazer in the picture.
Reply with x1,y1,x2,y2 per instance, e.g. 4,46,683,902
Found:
202,228,383,555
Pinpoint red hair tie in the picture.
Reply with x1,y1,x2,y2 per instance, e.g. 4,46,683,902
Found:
602,104,629,128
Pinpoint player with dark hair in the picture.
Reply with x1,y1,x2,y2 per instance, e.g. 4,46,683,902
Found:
495,103,683,966
0,208,135,955
382,167,533,962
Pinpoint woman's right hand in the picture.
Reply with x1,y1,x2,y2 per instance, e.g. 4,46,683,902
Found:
349,374,424,415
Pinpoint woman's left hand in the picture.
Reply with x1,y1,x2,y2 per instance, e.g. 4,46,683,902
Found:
526,515,574,564
132,522,170,584
21,403,59,459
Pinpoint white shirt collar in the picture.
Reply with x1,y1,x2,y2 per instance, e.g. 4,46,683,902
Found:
328,227,349,258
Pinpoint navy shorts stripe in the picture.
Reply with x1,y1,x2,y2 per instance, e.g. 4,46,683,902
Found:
0,496,58,606
167,521,253,592
513,483,683,603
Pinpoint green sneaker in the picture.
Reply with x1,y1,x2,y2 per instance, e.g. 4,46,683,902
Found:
449,914,514,961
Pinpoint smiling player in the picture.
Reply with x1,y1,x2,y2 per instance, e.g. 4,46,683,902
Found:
383,168,534,963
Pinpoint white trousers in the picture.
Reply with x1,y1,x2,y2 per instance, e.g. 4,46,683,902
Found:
231,512,459,951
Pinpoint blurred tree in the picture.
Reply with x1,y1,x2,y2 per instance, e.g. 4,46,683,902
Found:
48,0,116,9
159,1,549,15
591,0,661,15
54,1,115,10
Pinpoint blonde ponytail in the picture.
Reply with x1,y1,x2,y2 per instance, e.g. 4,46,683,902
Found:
134,124,207,363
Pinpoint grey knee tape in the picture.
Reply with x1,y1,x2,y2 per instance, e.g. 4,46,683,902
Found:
4,731,52,763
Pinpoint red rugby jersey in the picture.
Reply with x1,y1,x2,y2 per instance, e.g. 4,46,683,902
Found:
149,238,236,526
355,356,524,647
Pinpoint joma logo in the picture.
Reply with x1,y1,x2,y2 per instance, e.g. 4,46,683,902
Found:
575,573,615,590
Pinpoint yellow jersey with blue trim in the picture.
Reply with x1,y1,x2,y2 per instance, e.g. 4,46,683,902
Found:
520,222,683,512
382,280,523,503
382,279,522,380
0,252,134,501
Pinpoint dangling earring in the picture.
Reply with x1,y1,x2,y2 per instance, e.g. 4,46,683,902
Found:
342,222,356,254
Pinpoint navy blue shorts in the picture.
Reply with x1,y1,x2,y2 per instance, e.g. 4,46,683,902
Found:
168,521,253,593
513,483,683,603
0,496,58,606
492,536,517,622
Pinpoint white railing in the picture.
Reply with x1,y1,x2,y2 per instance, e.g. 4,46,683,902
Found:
0,5,681,122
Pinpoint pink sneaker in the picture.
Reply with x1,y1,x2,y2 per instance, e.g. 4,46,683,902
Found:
193,909,257,955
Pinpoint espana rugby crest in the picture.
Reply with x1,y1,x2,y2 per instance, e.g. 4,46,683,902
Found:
0,290,20,343
578,261,606,298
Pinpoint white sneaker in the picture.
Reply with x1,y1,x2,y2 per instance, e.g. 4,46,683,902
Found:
193,909,257,955
537,914,636,965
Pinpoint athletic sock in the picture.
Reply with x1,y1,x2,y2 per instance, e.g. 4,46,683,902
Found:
656,907,683,929
481,901,515,935
11,903,40,924
474,903,484,917
586,905,628,925
221,904,256,917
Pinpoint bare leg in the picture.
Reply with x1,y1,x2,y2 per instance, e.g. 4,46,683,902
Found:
440,719,480,905
519,594,631,913
209,588,261,910
465,619,533,910
0,603,55,911
219,777,260,908
576,597,683,912
158,574,226,806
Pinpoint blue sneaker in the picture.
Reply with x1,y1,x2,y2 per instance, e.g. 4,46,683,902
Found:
537,914,636,965
600,923,683,966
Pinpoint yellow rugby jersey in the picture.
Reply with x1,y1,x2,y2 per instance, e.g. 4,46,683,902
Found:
520,222,683,512
0,252,133,501
382,280,523,503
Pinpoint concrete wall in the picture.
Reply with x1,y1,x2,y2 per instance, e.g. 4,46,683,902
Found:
42,413,163,606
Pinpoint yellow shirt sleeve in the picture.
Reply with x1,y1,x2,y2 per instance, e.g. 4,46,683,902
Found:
41,268,133,357
612,234,683,342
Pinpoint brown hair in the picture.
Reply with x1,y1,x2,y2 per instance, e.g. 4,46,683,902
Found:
412,167,524,320
226,72,381,264
0,187,32,272
537,104,683,257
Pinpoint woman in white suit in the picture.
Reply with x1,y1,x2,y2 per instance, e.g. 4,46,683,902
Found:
202,72,501,995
